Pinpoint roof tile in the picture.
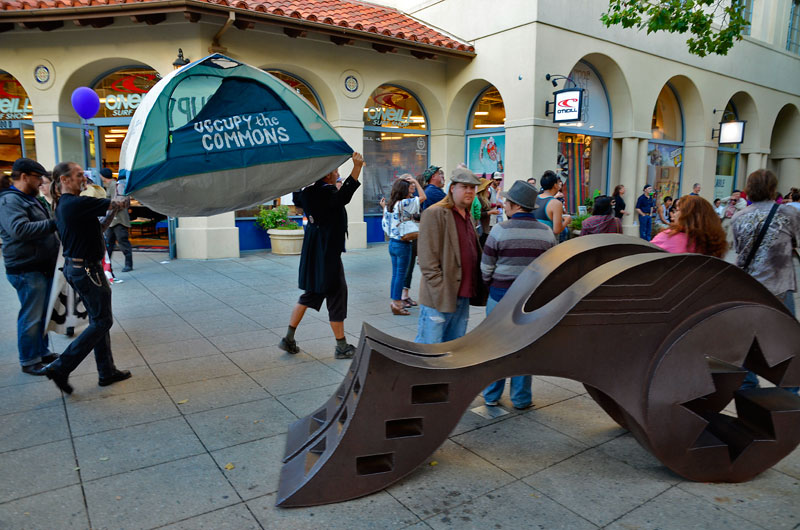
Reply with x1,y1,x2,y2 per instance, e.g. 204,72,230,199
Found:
0,0,474,52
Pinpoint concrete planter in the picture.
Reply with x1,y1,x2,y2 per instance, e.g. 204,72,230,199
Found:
267,228,305,255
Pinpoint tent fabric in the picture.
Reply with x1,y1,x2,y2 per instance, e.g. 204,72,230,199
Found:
119,54,352,217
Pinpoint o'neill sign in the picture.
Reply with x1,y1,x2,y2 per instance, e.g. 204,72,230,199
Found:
552,88,583,123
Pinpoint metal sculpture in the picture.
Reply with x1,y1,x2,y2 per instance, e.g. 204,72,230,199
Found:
277,235,800,507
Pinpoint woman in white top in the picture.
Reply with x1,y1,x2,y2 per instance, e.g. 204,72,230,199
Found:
381,175,426,315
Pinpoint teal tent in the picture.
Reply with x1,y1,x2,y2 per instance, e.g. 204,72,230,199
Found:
118,54,352,217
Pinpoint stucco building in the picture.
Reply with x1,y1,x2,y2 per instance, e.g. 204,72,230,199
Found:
1,0,799,256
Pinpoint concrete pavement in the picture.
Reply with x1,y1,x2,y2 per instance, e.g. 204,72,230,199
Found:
0,245,798,529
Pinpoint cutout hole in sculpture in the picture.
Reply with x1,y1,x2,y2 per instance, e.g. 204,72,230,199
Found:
385,418,423,439
356,453,394,475
411,383,449,404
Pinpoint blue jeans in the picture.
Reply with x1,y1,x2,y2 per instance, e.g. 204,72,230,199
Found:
482,294,533,408
638,215,652,241
740,291,798,395
415,297,470,344
6,271,53,366
47,260,117,379
388,239,412,300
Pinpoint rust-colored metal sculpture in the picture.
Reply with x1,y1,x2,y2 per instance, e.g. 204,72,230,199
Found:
277,235,800,507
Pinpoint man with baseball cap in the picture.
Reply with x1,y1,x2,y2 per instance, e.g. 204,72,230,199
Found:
415,167,487,344
480,180,556,409
421,165,445,210
0,158,60,375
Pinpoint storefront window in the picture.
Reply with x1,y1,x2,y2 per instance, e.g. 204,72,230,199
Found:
266,70,323,114
647,85,683,200
557,62,611,213
362,85,429,215
0,71,34,172
714,102,740,199
85,68,160,175
467,87,505,178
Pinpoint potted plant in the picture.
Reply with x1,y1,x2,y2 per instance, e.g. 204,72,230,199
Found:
256,205,304,255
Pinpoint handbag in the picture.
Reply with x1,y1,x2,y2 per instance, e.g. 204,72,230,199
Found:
741,203,779,272
396,203,419,242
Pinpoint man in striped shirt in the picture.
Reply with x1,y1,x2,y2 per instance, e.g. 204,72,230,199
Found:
480,180,556,409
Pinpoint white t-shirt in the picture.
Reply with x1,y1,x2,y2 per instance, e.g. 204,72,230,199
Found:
382,197,420,240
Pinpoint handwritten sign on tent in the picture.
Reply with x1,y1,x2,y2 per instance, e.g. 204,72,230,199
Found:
119,54,352,217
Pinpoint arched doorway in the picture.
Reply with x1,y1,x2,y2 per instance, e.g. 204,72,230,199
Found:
0,71,35,173
557,61,612,213
362,84,429,217
714,101,742,199
266,70,324,115
647,84,684,200
465,86,505,177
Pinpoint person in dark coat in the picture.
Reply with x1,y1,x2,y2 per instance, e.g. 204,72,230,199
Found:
279,152,364,359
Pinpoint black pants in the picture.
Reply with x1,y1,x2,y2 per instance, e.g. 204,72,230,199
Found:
105,224,133,269
48,260,116,378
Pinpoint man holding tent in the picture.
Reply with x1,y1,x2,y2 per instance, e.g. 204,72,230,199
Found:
279,152,364,359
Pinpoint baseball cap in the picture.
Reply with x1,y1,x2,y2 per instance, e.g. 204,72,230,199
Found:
99,168,113,179
422,165,441,184
491,172,503,180
11,158,49,177
450,167,480,186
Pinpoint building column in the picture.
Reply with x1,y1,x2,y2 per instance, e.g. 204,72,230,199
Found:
683,143,718,198
745,151,766,180
778,157,800,190
616,137,640,236
330,120,366,250
503,119,557,188
175,212,239,259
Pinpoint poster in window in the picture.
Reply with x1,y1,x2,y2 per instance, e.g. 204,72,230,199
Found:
467,133,505,177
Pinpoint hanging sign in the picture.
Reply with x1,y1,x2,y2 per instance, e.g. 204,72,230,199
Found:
718,120,746,145
551,88,583,124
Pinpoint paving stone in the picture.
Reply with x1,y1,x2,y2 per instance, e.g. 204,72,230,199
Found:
137,337,221,364
523,448,672,526
0,484,88,530
247,490,420,529
534,376,589,395
66,388,180,436
83,454,238,530
211,434,286,499
126,323,202,347
773,445,800,479
595,433,683,484
277,383,339,418
677,469,800,530
185,398,296,451
73,417,205,481
150,354,244,386
209,329,282,353
387,439,516,518
160,503,262,529
452,413,588,479
66,364,161,401
226,345,315,372
426,480,597,530
269,320,338,342
250,361,344,397
116,313,185,333
0,440,79,503
526,395,626,446
0,378,63,415
0,361,50,389
607,486,762,530
0,403,69,453
165,373,270,414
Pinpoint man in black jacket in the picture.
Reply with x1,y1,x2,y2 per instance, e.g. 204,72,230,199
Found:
0,158,60,375
279,152,364,359
43,161,130,394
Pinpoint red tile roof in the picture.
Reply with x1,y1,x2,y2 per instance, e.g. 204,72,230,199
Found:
0,0,475,53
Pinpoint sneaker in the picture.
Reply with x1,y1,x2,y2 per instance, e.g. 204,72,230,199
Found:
278,337,299,355
513,403,534,410
334,343,356,359
121,266,133,272
484,400,499,407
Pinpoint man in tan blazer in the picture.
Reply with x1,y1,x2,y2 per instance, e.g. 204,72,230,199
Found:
415,167,485,343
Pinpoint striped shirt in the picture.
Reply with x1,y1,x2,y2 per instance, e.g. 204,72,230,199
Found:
481,213,557,293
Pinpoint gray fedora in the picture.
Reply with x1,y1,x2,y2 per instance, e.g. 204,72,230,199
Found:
501,180,539,210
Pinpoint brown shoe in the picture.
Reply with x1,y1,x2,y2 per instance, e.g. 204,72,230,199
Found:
401,297,418,307
391,303,410,316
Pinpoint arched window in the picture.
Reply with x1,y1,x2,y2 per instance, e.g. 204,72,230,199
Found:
266,70,323,114
557,61,612,213
715,102,740,199
466,86,505,178
647,84,684,200
0,71,35,172
362,84,429,215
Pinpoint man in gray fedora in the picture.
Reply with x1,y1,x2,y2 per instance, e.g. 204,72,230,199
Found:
480,180,556,409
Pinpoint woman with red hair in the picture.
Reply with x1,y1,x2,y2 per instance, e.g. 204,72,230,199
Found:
651,195,727,258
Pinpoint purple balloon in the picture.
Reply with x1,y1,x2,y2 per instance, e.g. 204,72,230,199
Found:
71,87,100,120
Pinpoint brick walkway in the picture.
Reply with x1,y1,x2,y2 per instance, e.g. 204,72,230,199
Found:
0,245,798,529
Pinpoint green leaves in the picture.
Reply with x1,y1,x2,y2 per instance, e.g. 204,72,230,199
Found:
601,0,748,57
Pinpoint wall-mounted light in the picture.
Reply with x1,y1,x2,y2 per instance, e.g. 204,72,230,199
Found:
711,108,746,145
173,48,190,70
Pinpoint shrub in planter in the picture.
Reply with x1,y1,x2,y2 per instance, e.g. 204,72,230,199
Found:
256,205,304,255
